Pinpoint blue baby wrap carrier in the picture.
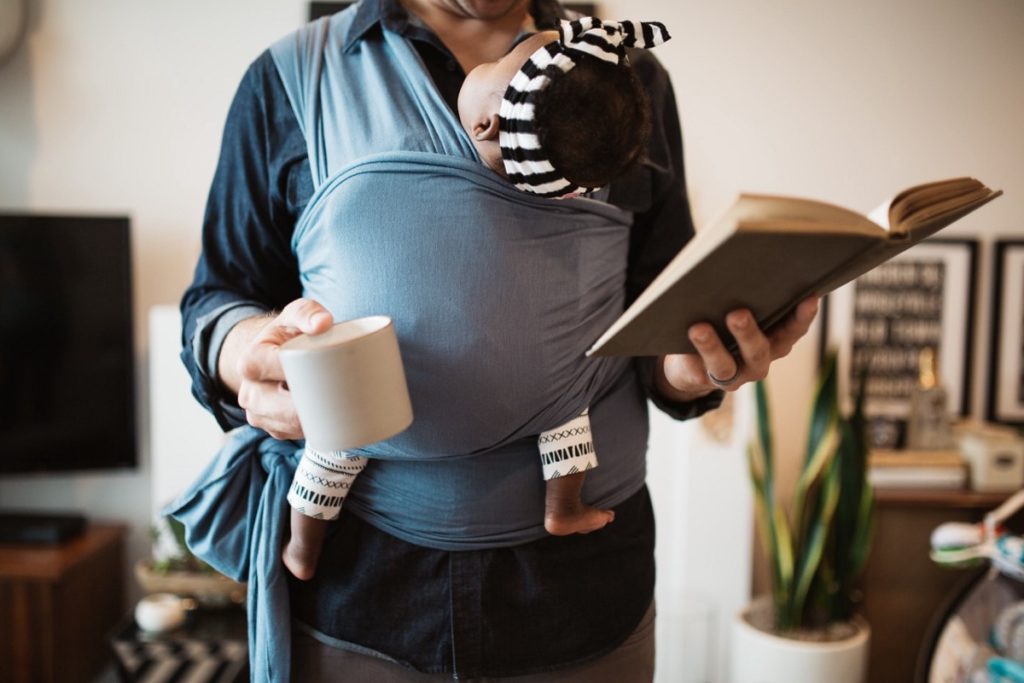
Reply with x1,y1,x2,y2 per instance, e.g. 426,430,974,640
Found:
168,8,652,680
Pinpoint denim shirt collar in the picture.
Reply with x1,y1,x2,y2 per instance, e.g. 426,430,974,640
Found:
341,0,567,54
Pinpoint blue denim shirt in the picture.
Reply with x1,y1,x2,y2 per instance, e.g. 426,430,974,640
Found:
177,0,722,678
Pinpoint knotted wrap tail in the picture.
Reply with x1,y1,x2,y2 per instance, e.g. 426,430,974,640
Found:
164,427,300,683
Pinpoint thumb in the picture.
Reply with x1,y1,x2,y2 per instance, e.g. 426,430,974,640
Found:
243,300,334,383
278,298,334,336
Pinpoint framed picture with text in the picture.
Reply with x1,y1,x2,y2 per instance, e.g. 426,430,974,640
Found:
987,240,1024,427
821,238,978,448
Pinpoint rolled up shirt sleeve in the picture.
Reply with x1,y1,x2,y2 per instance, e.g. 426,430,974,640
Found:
179,51,309,431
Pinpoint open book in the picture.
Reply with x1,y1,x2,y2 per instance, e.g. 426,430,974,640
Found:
587,177,1002,357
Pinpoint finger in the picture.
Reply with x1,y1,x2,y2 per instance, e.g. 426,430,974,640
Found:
242,299,334,383
240,336,287,384
276,298,334,336
768,296,820,358
726,309,770,381
662,352,716,394
237,379,304,438
687,322,740,388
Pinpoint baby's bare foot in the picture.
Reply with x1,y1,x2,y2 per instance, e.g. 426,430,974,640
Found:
285,508,329,581
544,501,615,536
282,536,321,581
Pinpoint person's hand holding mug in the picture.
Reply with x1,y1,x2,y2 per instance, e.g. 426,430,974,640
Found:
218,298,334,439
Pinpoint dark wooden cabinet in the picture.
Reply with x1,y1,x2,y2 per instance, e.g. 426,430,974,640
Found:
860,489,1011,683
0,524,126,683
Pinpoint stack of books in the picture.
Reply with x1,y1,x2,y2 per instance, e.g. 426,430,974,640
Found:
867,449,968,490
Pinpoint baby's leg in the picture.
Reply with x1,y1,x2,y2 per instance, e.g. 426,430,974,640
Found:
283,447,367,580
544,472,615,535
285,509,329,581
538,410,614,536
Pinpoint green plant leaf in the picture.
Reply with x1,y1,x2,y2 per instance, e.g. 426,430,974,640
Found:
751,381,795,627
791,353,841,552
805,352,840,469
747,444,771,551
755,381,774,480
849,480,875,579
747,362,874,632
749,432,793,621
772,500,796,628
834,351,874,610
792,449,841,621
790,416,840,595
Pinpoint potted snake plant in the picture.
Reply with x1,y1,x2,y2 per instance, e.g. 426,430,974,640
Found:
731,351,874,683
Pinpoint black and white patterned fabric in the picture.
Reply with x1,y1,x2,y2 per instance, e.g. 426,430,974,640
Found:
498,17,671,199
537,410,598,480
287,447,368,519
112,638,247,683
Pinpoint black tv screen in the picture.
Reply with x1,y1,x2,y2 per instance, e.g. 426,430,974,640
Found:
0,214,137,474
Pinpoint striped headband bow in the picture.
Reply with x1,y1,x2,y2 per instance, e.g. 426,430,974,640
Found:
498,18,671,199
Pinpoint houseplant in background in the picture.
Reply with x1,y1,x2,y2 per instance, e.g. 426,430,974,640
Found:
731,351,874,683
135,515,245,607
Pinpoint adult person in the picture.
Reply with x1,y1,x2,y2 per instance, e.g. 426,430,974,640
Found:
179,0,819,679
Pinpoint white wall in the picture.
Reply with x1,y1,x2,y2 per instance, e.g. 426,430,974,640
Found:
0,0,311,596
596,0,1024,678
647,391,754,682
598,0,1024,485
1,1,1022,680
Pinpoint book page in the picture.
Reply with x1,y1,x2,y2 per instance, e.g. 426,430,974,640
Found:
733,194,882,234
867,199,892,230
887,178,999,233
870,178,999,236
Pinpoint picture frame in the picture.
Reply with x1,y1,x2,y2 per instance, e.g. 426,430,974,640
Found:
986,240,1024,427
821,238,978,448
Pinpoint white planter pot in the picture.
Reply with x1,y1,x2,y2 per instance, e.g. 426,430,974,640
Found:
730,597,870,683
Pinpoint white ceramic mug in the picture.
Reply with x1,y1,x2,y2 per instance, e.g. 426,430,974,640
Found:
279,316,413,452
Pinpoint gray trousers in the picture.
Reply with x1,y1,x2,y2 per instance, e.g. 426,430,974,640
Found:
290,601,656,682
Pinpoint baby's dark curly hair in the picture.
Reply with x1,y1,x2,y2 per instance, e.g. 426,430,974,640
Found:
533,56,651,189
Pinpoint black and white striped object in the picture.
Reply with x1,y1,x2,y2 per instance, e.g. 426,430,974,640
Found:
498,18,671,199
538,410,598,480
111,638,247,683
286,447,368,520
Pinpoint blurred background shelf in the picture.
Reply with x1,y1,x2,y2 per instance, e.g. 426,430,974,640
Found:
0,524,126,683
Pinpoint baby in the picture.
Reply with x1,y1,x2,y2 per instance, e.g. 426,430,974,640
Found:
283,17,670,581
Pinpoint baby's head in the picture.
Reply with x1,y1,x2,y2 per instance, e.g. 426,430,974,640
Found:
457,19,670,199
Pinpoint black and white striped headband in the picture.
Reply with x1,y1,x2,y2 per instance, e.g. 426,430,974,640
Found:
498,18,671,199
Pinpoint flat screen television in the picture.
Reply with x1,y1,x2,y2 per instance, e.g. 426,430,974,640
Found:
0,214,137,474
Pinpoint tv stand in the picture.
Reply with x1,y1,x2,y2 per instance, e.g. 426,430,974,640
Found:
0,523,125,682
0,510,86,544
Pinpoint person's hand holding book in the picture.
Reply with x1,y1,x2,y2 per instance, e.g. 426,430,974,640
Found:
653,296,820,401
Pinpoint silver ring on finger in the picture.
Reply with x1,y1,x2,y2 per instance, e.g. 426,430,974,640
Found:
708,366,740,387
